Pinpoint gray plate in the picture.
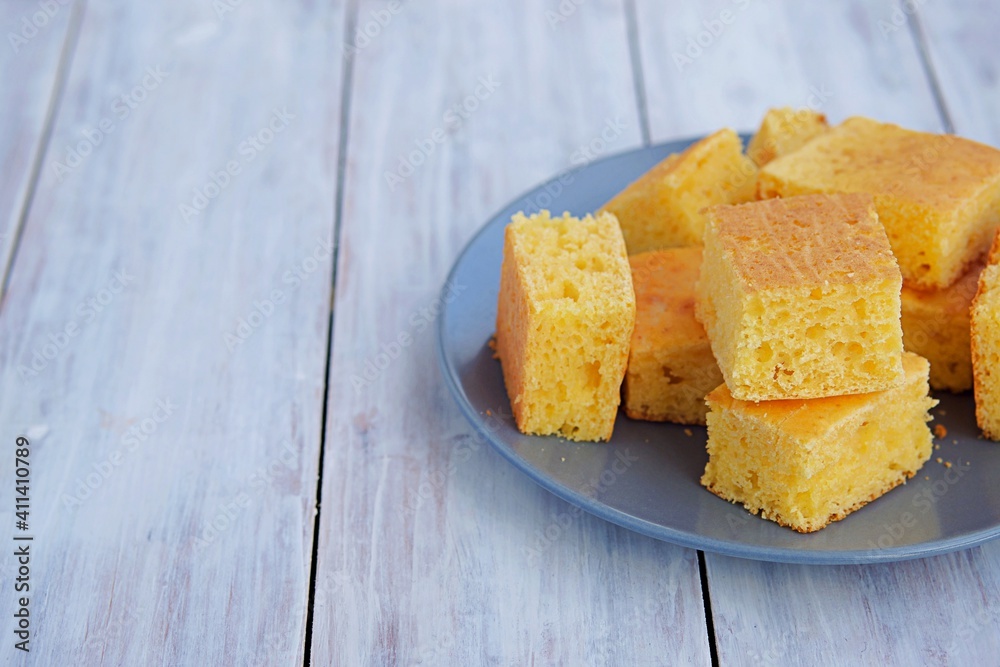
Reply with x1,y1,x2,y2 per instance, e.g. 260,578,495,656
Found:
437,137,1000,564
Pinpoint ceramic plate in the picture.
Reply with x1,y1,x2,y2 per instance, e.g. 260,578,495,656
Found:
437,136,1000,564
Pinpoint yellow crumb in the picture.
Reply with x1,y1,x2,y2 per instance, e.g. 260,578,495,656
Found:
944,461,953,468
936,457,944,464
684,429,693,436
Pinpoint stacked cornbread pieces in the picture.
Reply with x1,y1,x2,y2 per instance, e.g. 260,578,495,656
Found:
901,259,985,392
696,193,937,532
600,129,757,254
624,248,723,425
759,116,1000,290
972,230,1000,440
697,194,904,401
495,210,635,442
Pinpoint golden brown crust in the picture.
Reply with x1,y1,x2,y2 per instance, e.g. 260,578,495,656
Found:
624,247,720,426
706,193,897,292
758,116,1000,289
629,248,705,348
761,116,1000,210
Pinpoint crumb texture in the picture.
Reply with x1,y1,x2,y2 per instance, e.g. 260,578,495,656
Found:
495,210,635,441
902,259,984,392
972,231,1000,440
701,353,937,532
624,248,722,425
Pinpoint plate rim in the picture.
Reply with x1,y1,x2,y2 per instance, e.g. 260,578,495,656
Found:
436,137,1000,565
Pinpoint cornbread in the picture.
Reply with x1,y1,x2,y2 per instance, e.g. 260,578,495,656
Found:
623,248,723,425
495,210,636,442
600,129,757,254
746,107,829,167
759,116,1000,289
901,259,985,392
702,352,937,533
971,230,1000,440
696,193,904,401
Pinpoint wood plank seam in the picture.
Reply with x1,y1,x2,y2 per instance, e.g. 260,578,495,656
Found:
623,0,652,146
303,1,360,666
0,0,84,307
906,6,956,133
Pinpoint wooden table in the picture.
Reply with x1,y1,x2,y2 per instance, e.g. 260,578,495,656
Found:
1,1,998,664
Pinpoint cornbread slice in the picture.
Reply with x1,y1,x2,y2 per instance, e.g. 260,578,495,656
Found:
746,107,829,167
495,210,636,442
696,193,904,401
600,129,757,254
623,248,723,425
972,231,1000,440
702,352,937,533
759,116,1000,289
902,259,985,392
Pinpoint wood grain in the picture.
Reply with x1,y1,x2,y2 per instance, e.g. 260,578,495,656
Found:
919,0,1000,145
0,1,77,286
310,0,713,664
632,2,1000,665
0,1,345,664
632,0,943,140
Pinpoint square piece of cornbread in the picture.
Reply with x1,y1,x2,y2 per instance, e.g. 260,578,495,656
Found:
702,352,937,533
623,248,723,425
600,129,756,254
495,210,635,442
758,116,1000,289
902,259,984,392
972,231,1000,440
746,107,828,167
696,193,904,401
